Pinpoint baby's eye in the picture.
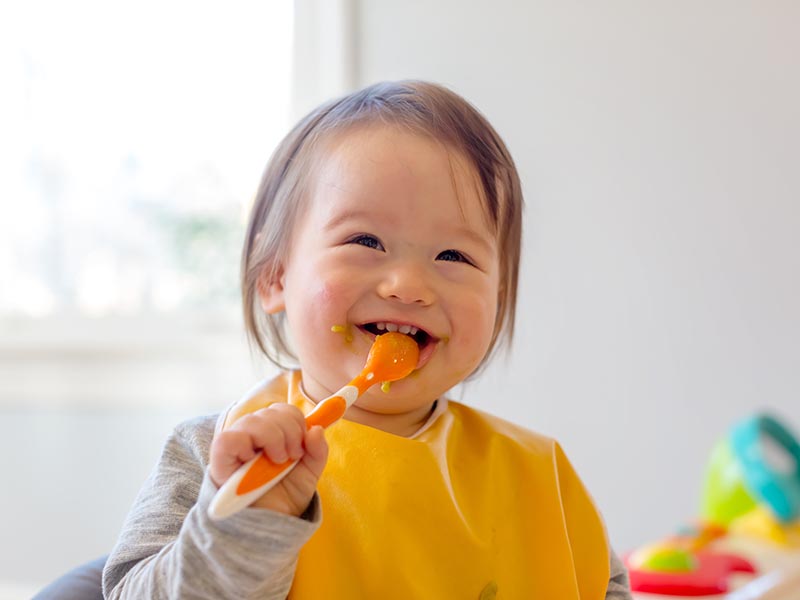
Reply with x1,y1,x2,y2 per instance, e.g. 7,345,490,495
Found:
347,234,384,251
436,249,472,264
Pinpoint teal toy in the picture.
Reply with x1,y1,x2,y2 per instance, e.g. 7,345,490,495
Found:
730,414,800,522
702,413,800,525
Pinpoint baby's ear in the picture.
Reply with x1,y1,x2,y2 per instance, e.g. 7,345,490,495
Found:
256,268,286,314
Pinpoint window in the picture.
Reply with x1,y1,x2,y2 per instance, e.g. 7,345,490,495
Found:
0,1,294,409
0,0,293,318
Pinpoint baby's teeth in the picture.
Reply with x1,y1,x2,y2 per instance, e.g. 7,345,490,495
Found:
377,322,386,330
386,323,399,332
399,325,411,334
409,326,418,335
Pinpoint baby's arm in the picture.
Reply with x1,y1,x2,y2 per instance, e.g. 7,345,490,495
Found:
606,549,633,599
102,408,327,600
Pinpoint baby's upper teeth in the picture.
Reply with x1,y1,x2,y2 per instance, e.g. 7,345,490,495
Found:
373,321,420,335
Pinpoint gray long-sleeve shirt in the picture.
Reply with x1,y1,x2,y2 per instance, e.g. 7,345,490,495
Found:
103,414,632,599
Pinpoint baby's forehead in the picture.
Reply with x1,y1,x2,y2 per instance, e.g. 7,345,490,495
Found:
308,125,494,229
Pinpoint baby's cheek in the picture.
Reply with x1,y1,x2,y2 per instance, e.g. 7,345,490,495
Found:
462,333,492,366
305,276,354,327
461,301,497,357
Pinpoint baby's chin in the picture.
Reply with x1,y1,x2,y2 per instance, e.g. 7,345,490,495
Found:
298,370,347,404
353,383,438,414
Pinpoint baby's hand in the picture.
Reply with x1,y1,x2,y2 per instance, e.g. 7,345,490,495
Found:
209,403,328,518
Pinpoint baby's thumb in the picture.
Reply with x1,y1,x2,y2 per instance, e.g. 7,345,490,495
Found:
300,425,329,481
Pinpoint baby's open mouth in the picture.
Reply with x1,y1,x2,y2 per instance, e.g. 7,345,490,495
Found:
357,321,439,368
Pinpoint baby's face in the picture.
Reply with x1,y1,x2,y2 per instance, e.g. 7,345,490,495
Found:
273,126,500,428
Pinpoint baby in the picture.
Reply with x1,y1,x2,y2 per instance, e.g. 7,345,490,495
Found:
103,81,631,599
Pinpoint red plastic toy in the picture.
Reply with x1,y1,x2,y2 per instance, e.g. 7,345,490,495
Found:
627,550,757,596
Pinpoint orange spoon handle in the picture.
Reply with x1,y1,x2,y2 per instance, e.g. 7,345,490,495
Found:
237,453,296,495
305,394,349,429
208,332,419,520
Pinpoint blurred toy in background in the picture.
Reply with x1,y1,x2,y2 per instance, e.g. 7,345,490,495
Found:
626,413,800,597
704,414,800,541
627,521,756,595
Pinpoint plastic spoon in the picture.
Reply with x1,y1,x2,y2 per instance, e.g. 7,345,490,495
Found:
208,331,419,520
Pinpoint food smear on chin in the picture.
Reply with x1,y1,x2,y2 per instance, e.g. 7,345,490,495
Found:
381,381,391,394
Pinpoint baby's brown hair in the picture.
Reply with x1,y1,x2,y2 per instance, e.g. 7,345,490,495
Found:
242,80,523,372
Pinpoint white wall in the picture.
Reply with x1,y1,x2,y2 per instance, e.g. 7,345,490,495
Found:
354,0,800,552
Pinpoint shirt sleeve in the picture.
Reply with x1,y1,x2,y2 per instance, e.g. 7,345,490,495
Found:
102,415,320,600
606,548,633,599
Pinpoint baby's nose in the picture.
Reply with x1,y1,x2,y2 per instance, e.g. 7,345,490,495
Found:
376,262,434,306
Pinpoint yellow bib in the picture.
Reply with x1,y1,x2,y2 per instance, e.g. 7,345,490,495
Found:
224,372,610,599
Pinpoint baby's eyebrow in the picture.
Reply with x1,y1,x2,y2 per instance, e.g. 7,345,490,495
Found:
323,209,373,231
447,225,495,254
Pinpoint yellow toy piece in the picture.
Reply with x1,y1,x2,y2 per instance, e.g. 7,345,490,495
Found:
729,505,800,548
224,371,611,599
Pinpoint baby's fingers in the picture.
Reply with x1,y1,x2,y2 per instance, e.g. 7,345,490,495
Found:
260,403,308,461
209,430,258,487
234,405,306,464
299,425,329,481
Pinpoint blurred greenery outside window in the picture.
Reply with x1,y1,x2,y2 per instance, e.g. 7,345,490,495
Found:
0,1,293,320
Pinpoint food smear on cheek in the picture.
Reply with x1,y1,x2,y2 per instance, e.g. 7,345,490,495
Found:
330,324,354,343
